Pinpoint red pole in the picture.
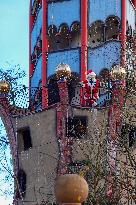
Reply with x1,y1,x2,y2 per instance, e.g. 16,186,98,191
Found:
42,0,48,109
29,0,35,77
81,0,88,81
29,0,34,107
29,1,32,79
121,0,126,66
80,0,88,106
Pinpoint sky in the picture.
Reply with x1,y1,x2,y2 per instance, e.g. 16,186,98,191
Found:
0,0,29,85
0,1,29,204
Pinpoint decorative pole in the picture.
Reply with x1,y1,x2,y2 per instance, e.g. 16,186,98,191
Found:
42,0,48,109
121,0,126,66
54,174,89,205
56,64,72,175
80,0,88,106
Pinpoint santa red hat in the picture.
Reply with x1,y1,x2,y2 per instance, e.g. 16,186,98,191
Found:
87,70,96,76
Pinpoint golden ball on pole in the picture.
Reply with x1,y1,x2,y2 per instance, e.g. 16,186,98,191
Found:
110,65,126,81
56,63,71,79
54,174,89,205
0,80,10,94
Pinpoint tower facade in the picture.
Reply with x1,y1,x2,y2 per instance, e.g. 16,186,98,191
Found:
29,0,136,110
10,1,136,205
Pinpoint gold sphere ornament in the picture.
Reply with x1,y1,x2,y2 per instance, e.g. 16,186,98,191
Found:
54,174,89,205
110,65,126,81
56,63,71,79
0,80,10,94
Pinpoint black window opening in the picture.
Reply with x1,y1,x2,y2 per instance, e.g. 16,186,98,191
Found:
121,124,136,148
47,78,60,106
16,169,27,199
67,72,80,104
18,127,32,152
129,127,136,147
67,116,87,139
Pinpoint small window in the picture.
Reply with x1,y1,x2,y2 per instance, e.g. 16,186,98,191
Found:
121,125,136,148
67,116,87,138
16,169,27,199
129,127,136,147
47,77,60,106
18,127,32,152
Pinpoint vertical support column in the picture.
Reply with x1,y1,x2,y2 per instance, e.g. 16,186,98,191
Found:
80,0,88,106
57,80,71,175
42,0,48,109
121,0,126,66
29,0,34,107
29,1,34,77
81,0,88,81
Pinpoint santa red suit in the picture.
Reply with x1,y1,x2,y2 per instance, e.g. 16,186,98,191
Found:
82,70,100,106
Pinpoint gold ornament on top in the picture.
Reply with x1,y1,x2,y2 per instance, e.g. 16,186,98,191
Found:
110,65,126,81
55,63,71,79
0,80,10,94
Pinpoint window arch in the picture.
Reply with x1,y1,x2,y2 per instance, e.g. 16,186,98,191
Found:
88,21,104,48
48,25,58,51
70,21,81,48
105,16,120,41
58,23,70,50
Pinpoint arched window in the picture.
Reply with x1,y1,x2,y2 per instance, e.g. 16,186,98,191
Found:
58,23,69,50
88,21,104,48
70,22,81,48
99,68,110,83
105,16,120,41
126,22,132,37
67,72,80,105
47,75,60,106
99,68,111,97
16,169,27,198
48,25,58,51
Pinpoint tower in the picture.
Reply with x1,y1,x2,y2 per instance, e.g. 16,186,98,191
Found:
8,0,136,205
29,0,135,110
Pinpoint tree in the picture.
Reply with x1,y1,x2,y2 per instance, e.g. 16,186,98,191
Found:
0,64,27,204
0,64,28,107
70,81,136,205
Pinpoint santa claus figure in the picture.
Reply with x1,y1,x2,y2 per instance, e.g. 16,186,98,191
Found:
81,70,100,106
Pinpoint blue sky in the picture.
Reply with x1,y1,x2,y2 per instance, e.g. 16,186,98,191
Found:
0,0,29,85
0,1,29,204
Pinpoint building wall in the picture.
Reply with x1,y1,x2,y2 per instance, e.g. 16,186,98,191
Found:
127,0,136,30
89,0,121,24
71,108,108,162
47,0,80,28
88,41,121,74
12,109,59,204
31,8,42,54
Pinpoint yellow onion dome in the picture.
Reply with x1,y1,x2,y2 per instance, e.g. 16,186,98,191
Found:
0,80,10,94
54,174,89,204
110,65,126,81
56,63,71,79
